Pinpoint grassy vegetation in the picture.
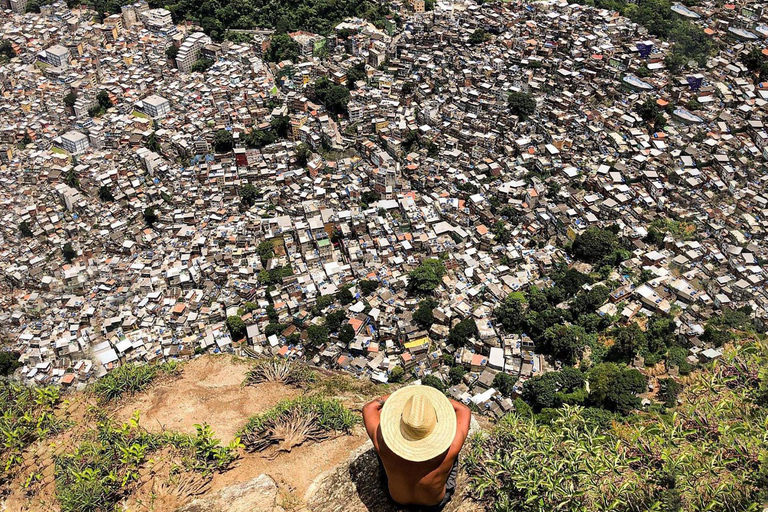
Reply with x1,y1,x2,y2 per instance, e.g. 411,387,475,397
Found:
55,412,240,512
465,339,768,511
91,361,181,402
244,358,317,387
240,396,358,454
0,383,69,485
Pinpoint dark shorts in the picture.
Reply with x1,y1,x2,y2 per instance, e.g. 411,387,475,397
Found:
377,456,459,511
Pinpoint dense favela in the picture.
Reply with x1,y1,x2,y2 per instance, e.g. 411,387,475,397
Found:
1,0,768,509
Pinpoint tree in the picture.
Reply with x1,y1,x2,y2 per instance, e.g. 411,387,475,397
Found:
413,298,436,328
508,92,536,120
226,315,246,339
449,366,466,385
19,221,33,237
165,45,179,60
213,129,234,153
257,240,274,265
540,324,588,366
588,363,646,414
346,61,367,89
468,28,489,45
407,258,446,295
63,92,77,108
389,366,405,383
295,143,312,167
0,40,15,62
522,373,559,412
314,77,350,116
240,184,259,208
336,287,354,305
495,293,526,333
96,90,112,110
448,318,478,346
62,242,76,262
307,324,329,347
493,372,516,396
266,304,279,323
325,310,347,333
143,207,158,227
146,132,161,152
270,115,291,138
571,227,619,264
98,185,114,202
191,58,214,73
609,323,647,362
422,375,445,392
659,378,682,408
359,280,379,295
0,351,21,376
266,34,301,63
338,323,355,344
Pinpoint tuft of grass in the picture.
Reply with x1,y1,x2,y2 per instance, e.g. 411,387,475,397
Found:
92,361,181,402
244,357,317,387
240,396,358,454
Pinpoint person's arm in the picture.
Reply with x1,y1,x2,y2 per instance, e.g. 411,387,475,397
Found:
448,399,472,448
362,395,390,449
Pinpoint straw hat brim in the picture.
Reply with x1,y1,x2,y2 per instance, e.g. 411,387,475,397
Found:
380,385,456,462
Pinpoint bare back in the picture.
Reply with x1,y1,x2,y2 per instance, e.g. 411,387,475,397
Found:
363,395,471,507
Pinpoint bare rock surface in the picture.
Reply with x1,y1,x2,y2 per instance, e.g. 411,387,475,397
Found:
303,418,483,512
174,473,285,512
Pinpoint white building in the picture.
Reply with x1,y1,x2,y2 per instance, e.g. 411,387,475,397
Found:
140,8,173,31
176,32,211,72
46,45,70,68
60,131,89,154
141,94,170,118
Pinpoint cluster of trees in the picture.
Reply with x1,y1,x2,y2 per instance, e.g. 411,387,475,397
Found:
507,92,536,120
576,0,710,68
240,184,260,208
213,129,234,153
143,207,158,226
88,91,113,118
0,351,21,376
243,116,291,149
266,34,300,63
0,40,14,63
346,61,367,89
635,97,666,130
139,0,391,41
257,264,293,286
742,47,768,82
570,226,629,267
191,58,214,73
314,77,350,116
521,363,646,415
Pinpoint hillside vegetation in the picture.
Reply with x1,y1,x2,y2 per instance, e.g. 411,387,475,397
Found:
465,339,768,512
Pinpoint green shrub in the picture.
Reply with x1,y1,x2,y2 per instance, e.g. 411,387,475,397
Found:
92,362,180,402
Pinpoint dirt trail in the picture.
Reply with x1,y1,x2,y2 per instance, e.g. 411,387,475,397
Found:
114,356,302,441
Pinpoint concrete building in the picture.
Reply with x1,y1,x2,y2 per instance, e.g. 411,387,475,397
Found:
60,131,89,154
140,8,173,32
176,32,211,72
141,94,170,119
45,45,70,68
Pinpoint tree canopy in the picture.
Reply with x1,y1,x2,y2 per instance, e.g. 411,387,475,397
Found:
507,92,536,120
314,77,350,116
213,129,234,153
407,258,446,295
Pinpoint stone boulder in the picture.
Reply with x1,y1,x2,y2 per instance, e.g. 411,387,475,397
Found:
175,474,284,512
303,419,483,512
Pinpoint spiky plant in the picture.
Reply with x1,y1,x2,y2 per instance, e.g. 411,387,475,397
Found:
243,357,316,386
240,396,357,454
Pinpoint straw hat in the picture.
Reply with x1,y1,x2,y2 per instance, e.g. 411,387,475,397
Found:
380,385,456,462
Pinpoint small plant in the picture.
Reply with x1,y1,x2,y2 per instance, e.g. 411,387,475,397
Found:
244,358,316,387
92,361,180,402
240,396,357,455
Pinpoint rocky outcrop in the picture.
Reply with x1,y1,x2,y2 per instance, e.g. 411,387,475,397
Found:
303,419,483,512
174,474,285,512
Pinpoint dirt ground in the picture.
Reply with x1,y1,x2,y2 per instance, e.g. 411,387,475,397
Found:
1,356,374,512
114,356,303,441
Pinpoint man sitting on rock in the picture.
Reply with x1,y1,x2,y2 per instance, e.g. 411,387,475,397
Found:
362,385,472,510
